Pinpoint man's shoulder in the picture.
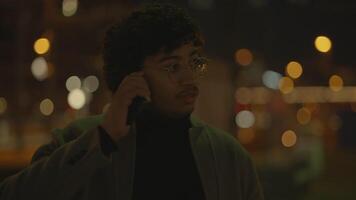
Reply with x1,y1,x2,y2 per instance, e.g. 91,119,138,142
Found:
31,115,104,163
54,114,104,145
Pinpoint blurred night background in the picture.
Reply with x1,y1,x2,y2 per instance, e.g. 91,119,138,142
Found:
1,0,356,199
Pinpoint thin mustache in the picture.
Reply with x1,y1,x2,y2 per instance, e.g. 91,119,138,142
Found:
177,87,199,97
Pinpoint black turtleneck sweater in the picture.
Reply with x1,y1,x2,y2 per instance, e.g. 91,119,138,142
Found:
98,106,206,200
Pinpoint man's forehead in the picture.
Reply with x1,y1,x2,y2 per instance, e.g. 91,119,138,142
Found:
154,45,202,61
143,43,203,67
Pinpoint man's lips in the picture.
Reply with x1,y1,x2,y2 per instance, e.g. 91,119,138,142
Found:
177,88,199,98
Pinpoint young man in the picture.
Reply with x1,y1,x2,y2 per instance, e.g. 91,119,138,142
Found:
0,3,264,200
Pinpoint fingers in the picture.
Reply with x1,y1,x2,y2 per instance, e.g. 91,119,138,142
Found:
113,71,151,103
101,70,148,140
121,71,148,88
122,76,149,92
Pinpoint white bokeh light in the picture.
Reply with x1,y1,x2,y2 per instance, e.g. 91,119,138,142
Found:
262,70,282,89
40,98,54,116
67,89,86,110
62,0,78,17
66,76,81,92
31,57,48,81
83,75,99,93
235,110,255,128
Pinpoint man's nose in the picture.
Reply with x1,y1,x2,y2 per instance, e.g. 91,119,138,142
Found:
177,67,197,85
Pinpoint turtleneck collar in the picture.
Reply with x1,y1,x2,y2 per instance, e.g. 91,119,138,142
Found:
135,103,192,134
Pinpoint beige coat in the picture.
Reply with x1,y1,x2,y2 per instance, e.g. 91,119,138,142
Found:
0,115,264,200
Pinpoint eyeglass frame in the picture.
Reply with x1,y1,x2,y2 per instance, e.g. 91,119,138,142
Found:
153,55,210,82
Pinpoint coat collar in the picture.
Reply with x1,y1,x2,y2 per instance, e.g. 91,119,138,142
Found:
189,116,220,200
73,114,219,200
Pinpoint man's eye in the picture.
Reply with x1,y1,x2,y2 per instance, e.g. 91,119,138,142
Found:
164,64,179,72
192,56,208,66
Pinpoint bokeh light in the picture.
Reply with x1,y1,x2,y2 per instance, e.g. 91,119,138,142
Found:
237,128,255,144
0,97,7,114
83,75,99,93
235,110,255,128
286,61,303,79
281,130,297,147
314,35,332,53
279,76,294,94
33,38,50,55
40,98,54,116
31,57,48,81
67,89,86,110
62,0,78,17
235,87,252,104
234,48,253,66
262,70,282,89
66,76,81,92
296,107,311,125
329,75,343,92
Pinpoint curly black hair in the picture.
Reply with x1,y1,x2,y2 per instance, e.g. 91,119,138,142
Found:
102,3,205,93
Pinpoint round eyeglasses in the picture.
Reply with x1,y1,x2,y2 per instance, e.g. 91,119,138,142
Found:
161,56,210,82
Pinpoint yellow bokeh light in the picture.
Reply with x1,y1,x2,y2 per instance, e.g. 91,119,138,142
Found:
281,130,297,148
40,98,54,116
279,76,294,94
0,97,7,114
237,128,255,144
286,61,303,79
314,36,332,53
297,107,311,125
234,48,253,66
329,75,343,92
34,38,50,55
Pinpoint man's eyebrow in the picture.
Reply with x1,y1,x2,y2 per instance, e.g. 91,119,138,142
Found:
158,49,199,63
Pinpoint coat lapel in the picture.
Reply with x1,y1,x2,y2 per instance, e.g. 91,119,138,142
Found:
189,116,219,200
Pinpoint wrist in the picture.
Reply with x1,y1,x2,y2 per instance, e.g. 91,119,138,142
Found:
100,122,128,142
